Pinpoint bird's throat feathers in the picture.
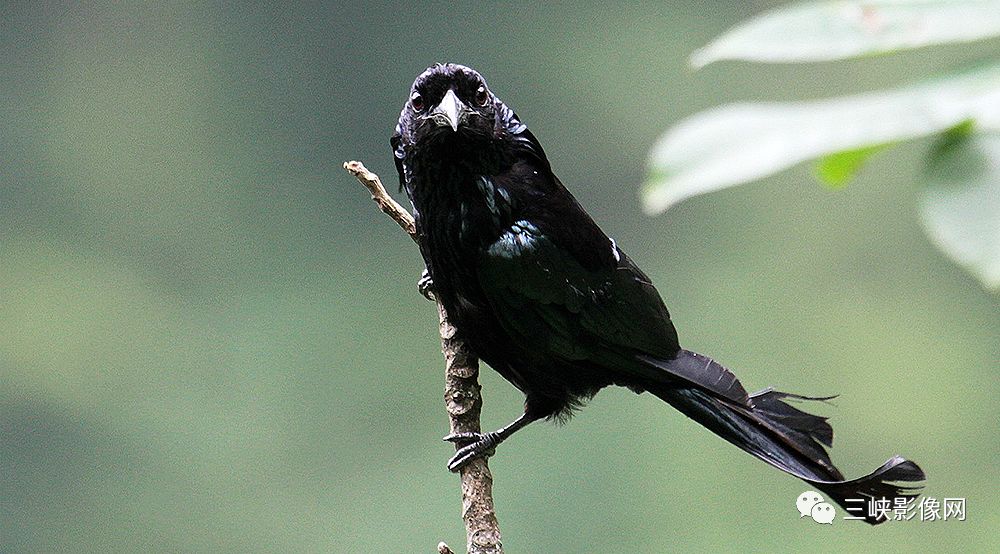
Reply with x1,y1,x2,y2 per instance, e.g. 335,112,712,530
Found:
409,161,514,250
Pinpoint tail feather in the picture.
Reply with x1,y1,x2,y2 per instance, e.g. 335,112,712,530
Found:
745,389,841,478
808,456,926,524
647,351,926,525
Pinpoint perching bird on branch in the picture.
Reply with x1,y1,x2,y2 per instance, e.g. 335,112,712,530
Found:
391,63,924,524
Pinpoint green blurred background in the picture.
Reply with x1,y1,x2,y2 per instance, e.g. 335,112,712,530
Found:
2,2,997,552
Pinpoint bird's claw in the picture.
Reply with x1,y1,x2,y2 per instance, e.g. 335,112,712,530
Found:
443,431,498,472
418,270,436,301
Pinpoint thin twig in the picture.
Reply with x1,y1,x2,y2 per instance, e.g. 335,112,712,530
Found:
344,161,416,240
345,161,503,554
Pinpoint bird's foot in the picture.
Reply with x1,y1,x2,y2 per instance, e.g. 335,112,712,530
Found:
443,431,499,472
418,270,436,301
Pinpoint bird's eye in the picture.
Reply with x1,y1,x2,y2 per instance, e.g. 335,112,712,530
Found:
411,91,425,111
475,85,489,107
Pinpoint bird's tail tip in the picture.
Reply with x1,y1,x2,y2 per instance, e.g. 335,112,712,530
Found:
812,455,927,525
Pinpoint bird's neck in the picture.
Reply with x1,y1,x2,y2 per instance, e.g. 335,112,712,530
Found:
415,168,512,244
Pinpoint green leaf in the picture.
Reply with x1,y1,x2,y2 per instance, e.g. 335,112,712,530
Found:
919,131,1000,290
815,143,894,188
643,63,1000,214
692,0,1000,67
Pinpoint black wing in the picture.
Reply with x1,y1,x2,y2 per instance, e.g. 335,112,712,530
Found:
477,217,749,405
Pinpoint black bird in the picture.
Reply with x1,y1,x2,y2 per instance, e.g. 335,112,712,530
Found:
391,63,924,524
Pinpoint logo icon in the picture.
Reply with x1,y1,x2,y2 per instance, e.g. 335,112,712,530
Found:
811,501,836,524
796,491,835,524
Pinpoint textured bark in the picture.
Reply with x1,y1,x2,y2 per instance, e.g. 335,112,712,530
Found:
439,303,502,554
345,161,503,554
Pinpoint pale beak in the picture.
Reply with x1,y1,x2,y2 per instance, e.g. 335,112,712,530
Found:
430,89,465,132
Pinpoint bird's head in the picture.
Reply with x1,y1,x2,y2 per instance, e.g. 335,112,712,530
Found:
393,63,501,156
391,64,543,196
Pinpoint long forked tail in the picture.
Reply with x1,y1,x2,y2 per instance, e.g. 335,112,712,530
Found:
646,350,926,525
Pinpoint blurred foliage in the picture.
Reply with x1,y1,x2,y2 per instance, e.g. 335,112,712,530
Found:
645,0,1000,289
690,0,1000,65
2,2,998,553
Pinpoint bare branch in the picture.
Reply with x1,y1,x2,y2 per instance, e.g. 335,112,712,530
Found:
344,160,416,240
345,161,503,554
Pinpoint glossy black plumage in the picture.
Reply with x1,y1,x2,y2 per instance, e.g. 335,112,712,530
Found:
391,63,924,524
